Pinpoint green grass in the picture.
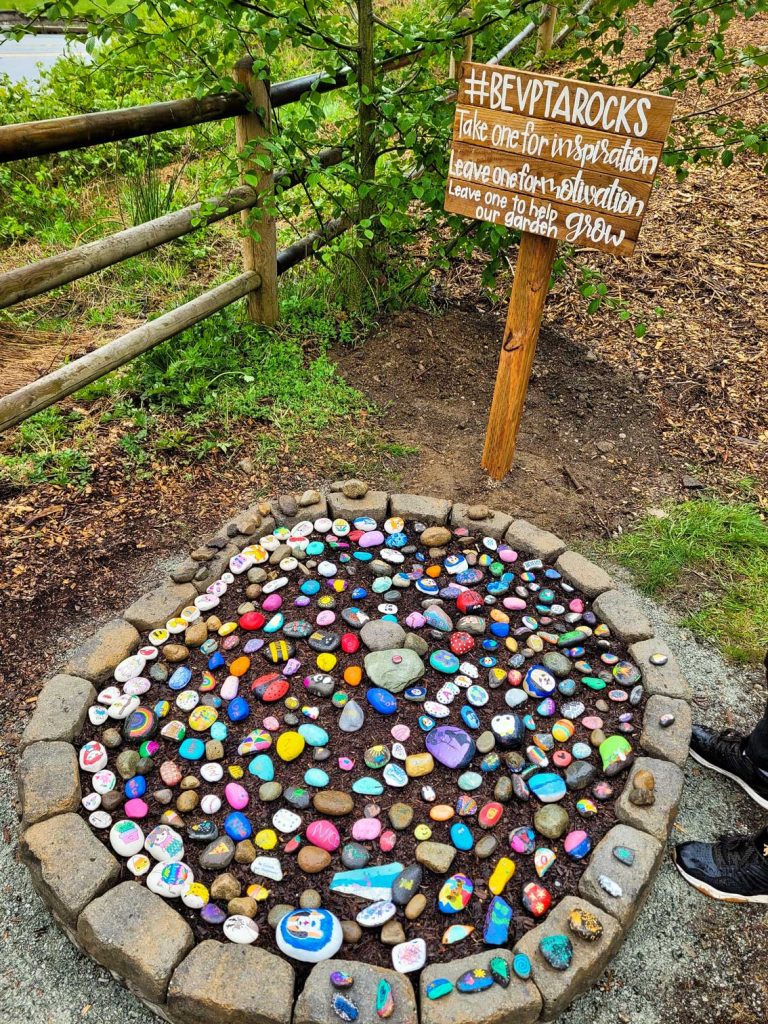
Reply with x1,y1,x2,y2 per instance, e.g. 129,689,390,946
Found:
610,499,768,664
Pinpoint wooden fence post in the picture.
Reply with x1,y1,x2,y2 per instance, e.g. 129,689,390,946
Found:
234,56,278,326
536,4,558,56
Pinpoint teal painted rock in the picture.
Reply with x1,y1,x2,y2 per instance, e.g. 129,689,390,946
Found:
539,934,573,971
352,776,384,796
376,979,394,1019
458,770,483,792
528,772,567,803
304,767,330,788
613,845,636,866
582,676,607,691
299,723,330,747
426,978,453,1000
179,738,205,760
513,953,532,980
450,821,474,851
489,955,510,987
330,863,404,902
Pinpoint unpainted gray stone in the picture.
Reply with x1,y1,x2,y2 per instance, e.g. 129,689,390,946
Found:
555,550,613,598
78,882,194,1006
360,619,407,651
273,494,327,527
592,590,653,643
63,617,140,683
167,940,294,1024
19,812,120,928
295,959,416,1024
450,503,512,540
389,493,451,526
19,741,80,827
420,952,541,1024
123,582,197,631
415,841,456,874
615,756,684,841
193,544,239,592
170,558,200,584
504,519,566,561
578,823,664,928
629,637,692,700
327,490,389,522
640,695,692,767
513,895,622,1021
21,674,95,752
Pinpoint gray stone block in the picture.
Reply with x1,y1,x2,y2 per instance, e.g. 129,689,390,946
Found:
273,495,328,528
78,882,194,1005
21,674,95,752
505,519,566,561
578,823,664,929
167,941,294,1024
420,952,541,1024
592,590,653,643
555,550,613,598
296,959,416,1024
450,503,512,540
64,617,140,683
628,638,692,700
19,812,120,928
615,756,684,841
123,582,197,631
389,493,452,526
513,895,622,1021
19,741,80,827
327,490,389,522
640,695,692,766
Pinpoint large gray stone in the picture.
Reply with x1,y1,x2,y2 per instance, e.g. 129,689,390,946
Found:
167,941,294,1024
578,823,664,928
615,756,684,841
21,673,95,752
592,590,653,643
327,490,389,522
19,741,80,827
389,493,451,526
640,695,692,767
629,638,692,700
364,648,424,692
555,550,613,598
78,882,194,1005
420,953,541,1024
296,959,416,1024
513,895,622,1021
360,619,407,651
64,617,140,683
450,503,512,540
20,812,120,929
505,519,566,561
123,582,197,631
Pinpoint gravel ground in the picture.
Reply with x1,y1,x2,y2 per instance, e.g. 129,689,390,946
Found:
2,564,767,1024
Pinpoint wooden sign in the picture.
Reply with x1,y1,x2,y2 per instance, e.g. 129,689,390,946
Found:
444,63,675,478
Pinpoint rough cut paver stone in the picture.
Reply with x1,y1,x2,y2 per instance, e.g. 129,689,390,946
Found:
327,490,389,522
273,494,327,528
420,952,540,1024
19,741,80,827
629,638,692,700
615,756,684,841
578,823,664,928
450,503,512,540
167,941,294,1024
555,550,613,598
389,493,451,526
592,590,653,643
78,882,194,1005
64,617,140,683
123,582,197,631
21,674,95,752
505,519,566,561
170,558,199,584
513,895,622,1021
640,695,692,767
296,959,416,1024
20,812,120,929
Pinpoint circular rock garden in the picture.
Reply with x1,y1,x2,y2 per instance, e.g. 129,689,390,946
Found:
18,484,693,1024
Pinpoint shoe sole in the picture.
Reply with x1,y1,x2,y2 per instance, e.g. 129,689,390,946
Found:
673,855,768,904
689,748,768,811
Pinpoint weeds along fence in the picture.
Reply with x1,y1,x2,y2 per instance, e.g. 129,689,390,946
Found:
0,1,594,435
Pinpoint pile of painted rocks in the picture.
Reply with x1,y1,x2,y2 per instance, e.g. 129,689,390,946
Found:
76,514,654,990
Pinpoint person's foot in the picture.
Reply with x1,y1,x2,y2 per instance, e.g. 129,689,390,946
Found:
689,725,768,810
674,832,768,903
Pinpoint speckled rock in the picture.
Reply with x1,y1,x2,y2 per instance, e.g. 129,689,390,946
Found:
504,520,566,562
615,757,684,841
123,583,197,632
639,696,692,767
555,551,613,598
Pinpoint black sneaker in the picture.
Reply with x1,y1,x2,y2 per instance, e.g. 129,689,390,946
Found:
674,833,768,904
689,725,768,811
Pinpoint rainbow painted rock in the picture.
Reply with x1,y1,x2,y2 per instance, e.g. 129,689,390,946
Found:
437,873,473,913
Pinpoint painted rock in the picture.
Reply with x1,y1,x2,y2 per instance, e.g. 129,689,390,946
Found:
523,665,556,698
426,978,453,1000
539,934,573,971
456,968,494,994
437,874,473,913
441,923,475,945
450,821,474,851
528,773,567,803
488,857,515,895
613,845,636,866
513,953,532,980
478,802,503,829
521,881,551,917
599,735,633,773
564,829,591,860
330,971,354,989
490,713,524,749
367,688,399,715
568,907,604,941
425,725,476,769
391,938,426,973
489,955,510,987
251,673,290,702
356,900,396,928
483,895,513,945
275,908,343,962
392,863,423,906
306,819,341,852
332,995,359,1023
534,848,556,877
330,863,404,902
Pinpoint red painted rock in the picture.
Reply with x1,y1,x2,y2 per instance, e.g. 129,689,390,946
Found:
456,591,483,614
251,673,289,703
239,611,266,631
522,881,551,917
284,835,301,854
379,830,397,852
450,632,475,656
478,801,504,829
341,632,360,654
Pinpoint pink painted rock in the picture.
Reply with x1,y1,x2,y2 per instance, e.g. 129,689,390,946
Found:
569,598,585,614
406,611,426,629
582,716,604,730
160,761,182,787
124,798,149,819
379,830,397,852
316,610,336,627
497,545,518,563
306,819,341,851
339,757,355,771
262,594,283,612
225,782,249,810
359,530,385,548
263,716,280,732
503,597,527,611
352,817,382,841
391,724,410,742
221,676,239,700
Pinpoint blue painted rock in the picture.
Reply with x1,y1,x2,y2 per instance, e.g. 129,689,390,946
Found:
456,969,494,994
367,688,399,715
490,713,524,749
564,829,591,859
523,665,556,698
330,863,404,902
224,811,252,841
376,979,394,1019
450,821,474,851
275,907,343,963
483,895,513,945
528,773,567,803
461,706,481,729
330,971,354,989
426,725,476,769
513,953,532,980
426,978,453,1000
539,934,573,971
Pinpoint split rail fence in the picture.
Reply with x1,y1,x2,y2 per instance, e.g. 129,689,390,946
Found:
0,2,593,434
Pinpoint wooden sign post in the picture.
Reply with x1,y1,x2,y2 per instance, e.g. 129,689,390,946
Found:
444,62,676,479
